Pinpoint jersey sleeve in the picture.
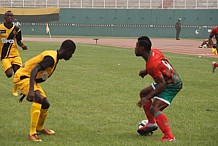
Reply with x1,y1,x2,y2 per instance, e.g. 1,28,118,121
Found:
209,28,217,38
38,56,54,70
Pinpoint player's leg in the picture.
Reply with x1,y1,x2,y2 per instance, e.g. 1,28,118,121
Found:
16,79,43,141
31,86,55,136
5,67,13,77
11,57,22,96
12,56,22,73
176,30,180,40
213,44,218,72
199,40,207,48
11,63,21,96
137,84,158,135
151,83,182,141
2,58,19,96
140,85,156,124
212,61,218,73
36,96,55,135
12,64,21,73
150,99,175,141
2,58,13,78
29,100,42,141
28,90,45,141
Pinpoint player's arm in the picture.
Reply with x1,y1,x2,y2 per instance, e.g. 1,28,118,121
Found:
27,64,42,101
16,30,27,50
209,30,215,45
137,74,166,107
139,69,147,78
27,56,54,101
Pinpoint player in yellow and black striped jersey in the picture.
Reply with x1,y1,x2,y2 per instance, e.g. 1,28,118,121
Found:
13,40,76,142
0,10,27,96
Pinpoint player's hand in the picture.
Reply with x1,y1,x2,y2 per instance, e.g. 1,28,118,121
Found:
139,70,147,78
27,91,34,102
22,45,28,50
137,100,143,107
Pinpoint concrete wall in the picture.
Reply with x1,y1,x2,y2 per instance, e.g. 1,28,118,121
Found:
21,8,218,38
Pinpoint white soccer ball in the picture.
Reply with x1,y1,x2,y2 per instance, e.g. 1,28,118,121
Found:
203,44,207,48
138,119,148,129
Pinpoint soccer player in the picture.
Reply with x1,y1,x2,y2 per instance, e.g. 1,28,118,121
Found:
209,26,218,51
212,61,218,73
175,18,182,40
209,26,218,72
135,36,182,142
198,38,213,48
0,10,27,96
13,39,76,141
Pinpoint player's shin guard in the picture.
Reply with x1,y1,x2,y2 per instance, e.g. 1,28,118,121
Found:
36,108,48,131
143,100,155,123
30,102,42,135
154,111,174,138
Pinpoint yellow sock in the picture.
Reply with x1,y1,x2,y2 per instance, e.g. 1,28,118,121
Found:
36,108,48,131
12,84,18,96
29,102,42,135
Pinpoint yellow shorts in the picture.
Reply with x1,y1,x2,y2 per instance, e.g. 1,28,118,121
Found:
14,74,46,98
1,56,22,72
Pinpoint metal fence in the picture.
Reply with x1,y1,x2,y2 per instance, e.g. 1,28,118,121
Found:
0,0,218,9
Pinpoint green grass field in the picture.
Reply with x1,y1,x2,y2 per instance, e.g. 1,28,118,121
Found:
0,41,217,146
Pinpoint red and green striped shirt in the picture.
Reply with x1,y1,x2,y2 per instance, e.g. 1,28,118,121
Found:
146,49,181,85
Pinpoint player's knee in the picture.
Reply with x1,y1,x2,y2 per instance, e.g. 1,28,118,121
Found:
150,106,159,116
5,72,13,78
5,69,13,78
6,74,12,78
139,92,146,98
42,99,50,109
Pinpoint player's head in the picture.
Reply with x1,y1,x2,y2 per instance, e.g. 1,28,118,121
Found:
4,10,14,24
59,40,76,60
178,18,181,21
137,36,152,46
135,40,151,57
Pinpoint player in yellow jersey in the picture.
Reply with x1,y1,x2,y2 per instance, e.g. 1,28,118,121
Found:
13,39,76,142
0,10,27,96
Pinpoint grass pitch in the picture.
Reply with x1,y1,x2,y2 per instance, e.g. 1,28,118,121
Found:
0,41,217,146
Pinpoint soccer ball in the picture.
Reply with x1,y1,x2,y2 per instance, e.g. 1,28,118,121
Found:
203,44,207,48
138,119,148,129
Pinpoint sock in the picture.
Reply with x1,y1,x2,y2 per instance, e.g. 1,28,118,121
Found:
12,84,18,96
29,102,42,135
142,100,155,124
154,111,174,138
36,108,48,131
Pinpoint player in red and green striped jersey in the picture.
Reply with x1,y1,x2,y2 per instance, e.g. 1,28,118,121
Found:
135,36,182,142
209,26,218,72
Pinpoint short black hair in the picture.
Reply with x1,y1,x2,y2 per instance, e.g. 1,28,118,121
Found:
137,36,152,47
138,40,151,52
5,10,13,16
61,39,76,51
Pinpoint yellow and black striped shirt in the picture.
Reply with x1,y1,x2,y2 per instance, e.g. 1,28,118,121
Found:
0,23,21,59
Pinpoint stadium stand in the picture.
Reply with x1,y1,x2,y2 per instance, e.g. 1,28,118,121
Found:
0,0,217,9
